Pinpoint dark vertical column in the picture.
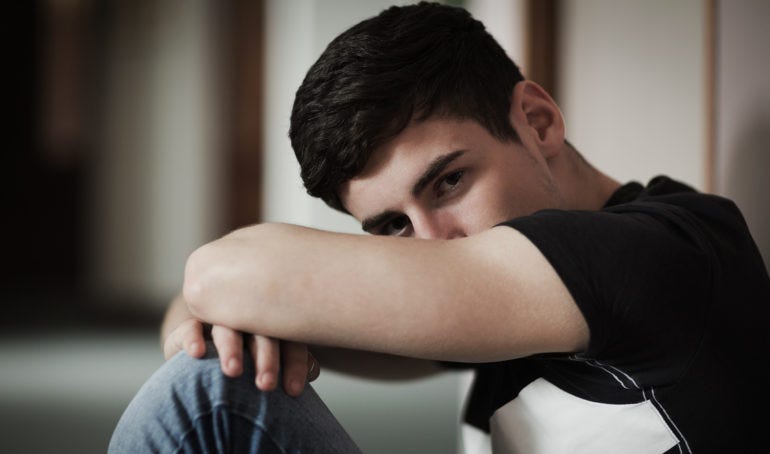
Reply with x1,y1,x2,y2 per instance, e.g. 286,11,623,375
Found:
525,0,559,103
221,0,265,230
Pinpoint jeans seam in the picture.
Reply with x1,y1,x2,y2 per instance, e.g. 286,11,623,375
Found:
172,403,286,454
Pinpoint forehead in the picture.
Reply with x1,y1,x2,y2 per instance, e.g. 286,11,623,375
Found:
360,118,471,172
339,118,493,219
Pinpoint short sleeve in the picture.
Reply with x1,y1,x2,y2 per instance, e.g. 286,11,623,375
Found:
500,202,713,383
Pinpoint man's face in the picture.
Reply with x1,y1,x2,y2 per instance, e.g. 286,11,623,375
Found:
339,117,565,239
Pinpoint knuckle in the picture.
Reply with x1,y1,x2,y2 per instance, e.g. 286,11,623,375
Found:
183,247,211,315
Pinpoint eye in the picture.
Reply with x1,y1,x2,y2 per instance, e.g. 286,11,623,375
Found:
380,215,411,236
436,170,465,197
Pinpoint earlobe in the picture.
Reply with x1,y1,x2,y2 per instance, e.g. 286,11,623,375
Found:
509,81,565,158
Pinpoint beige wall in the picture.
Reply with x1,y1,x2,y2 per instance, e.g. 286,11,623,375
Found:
559,0,707,190
558,0,768,266
715,0,770,266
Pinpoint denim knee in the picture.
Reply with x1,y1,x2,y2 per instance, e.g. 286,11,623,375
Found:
109,347,248,453
109,345,361,453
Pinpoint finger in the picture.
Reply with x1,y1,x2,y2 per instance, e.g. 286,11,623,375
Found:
163,319,205,360
255,335,280,392
211,325,244,377
307,351,321,383
282,341,310,397
181,320,207,358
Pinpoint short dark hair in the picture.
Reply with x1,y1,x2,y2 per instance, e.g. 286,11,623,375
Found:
289,2,525,213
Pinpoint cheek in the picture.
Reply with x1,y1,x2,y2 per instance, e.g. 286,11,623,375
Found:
456,183,522,232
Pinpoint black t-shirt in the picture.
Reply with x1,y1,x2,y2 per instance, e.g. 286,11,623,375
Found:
455,176,770,453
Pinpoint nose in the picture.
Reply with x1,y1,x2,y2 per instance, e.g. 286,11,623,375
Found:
411,212,466,240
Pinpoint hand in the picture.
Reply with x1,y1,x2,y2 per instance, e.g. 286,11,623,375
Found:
162,319,320,396
244,335,321,396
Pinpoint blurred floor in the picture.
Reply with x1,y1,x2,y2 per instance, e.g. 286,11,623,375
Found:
0,328,461,454
0,330,161,454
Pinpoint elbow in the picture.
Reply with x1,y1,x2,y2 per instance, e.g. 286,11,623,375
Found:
181,226,279,329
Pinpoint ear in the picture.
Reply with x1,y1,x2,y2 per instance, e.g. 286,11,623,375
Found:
509,80,566,159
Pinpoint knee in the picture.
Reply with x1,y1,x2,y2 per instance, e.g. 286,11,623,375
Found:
110,346,353,453
109,346,237,452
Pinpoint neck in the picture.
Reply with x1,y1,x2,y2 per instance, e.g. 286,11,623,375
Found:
551,144,621,211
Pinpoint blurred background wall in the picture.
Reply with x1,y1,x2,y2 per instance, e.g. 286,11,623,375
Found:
2,1,767,453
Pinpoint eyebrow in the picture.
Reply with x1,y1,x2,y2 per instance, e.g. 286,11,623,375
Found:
360,150,467,232
361,210,402,233
411,149,467,198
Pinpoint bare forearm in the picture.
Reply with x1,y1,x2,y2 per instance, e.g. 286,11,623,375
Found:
184,223,463,359
184,222,587,363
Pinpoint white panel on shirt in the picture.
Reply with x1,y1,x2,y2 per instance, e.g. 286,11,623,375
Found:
488,378,679,454
461,423,492,454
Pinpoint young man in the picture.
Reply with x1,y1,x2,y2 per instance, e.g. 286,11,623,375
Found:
110,3,770,453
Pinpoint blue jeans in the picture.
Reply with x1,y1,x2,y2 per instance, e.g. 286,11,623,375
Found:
109,343,361,453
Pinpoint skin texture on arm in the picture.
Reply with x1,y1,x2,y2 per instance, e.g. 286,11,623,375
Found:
184,222,589,363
